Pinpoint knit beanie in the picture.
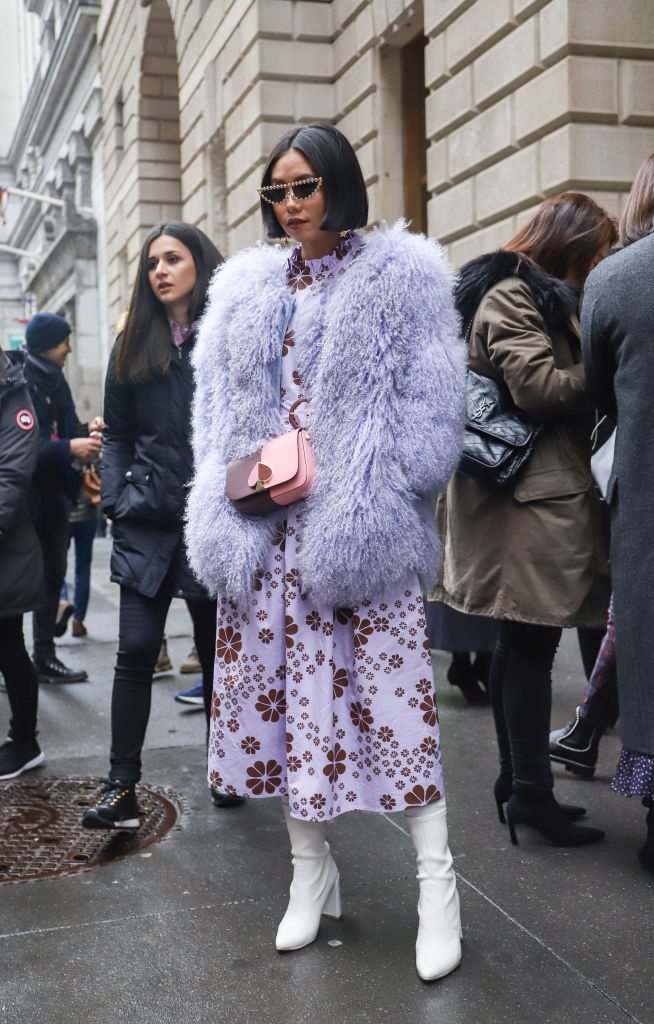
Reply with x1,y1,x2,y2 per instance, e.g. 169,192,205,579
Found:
25,313,71,354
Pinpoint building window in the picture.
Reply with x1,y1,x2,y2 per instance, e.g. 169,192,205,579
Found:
400,34,427,234
114,93,124,160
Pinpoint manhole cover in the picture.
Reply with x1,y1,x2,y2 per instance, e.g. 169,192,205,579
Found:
0,777,183,884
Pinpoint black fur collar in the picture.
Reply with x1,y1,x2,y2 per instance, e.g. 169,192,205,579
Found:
454,250,579,335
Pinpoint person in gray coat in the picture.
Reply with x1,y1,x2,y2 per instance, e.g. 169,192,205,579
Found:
581,152,654,873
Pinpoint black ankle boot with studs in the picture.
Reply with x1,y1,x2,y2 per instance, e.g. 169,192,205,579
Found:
549,707,604,778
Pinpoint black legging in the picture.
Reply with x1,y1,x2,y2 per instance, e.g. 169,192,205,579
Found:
109,572,216,782
0,615,39,744
489,620,562,796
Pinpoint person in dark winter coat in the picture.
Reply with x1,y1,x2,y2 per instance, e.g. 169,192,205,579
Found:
0,347,46,779
20,313,103,683
82,221,234,831
436,193,615,849
581,153,654,873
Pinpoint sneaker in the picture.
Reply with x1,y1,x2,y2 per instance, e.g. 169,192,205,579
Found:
81,779,141,830
71,619,87,638
180,646,202,674
153,639,173,675
54,601,74,637
0,738,44,780
33,656,88,684
174,680,204,706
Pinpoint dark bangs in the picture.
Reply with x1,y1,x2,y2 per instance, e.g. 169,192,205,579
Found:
260,123,368,238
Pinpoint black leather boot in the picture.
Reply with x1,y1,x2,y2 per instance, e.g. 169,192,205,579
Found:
506,791,604,847
639,798,654,873
549,707,604,778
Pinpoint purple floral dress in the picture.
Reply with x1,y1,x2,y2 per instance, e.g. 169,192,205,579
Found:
208,234,446,820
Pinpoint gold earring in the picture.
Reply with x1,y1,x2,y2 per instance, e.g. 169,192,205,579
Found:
283,236,289,247
339,230,349,238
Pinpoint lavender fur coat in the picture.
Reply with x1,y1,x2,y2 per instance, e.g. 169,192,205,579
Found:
185,222,465,608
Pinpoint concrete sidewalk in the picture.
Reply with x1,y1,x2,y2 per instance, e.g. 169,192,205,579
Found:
0,538,651,1024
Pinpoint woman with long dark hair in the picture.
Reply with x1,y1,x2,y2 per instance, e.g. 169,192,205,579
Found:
82,222,232,829
436,193,615,847
186,124,466,980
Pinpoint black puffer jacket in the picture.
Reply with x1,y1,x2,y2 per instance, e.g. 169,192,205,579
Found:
102,335,207,599
0,351,45,617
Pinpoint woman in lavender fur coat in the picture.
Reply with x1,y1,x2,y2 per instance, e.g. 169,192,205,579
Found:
186,124,465,979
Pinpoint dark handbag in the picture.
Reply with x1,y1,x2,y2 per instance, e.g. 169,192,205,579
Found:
458,369,542,486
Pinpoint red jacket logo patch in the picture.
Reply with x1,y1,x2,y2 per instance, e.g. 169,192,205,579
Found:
16,409,35,431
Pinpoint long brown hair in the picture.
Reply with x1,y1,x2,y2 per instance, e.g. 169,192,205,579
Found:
504,193,616,283
115,222,222,384
619,153,654,247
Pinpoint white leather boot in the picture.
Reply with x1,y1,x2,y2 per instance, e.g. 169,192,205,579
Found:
404,799,462,981
275,803,341,951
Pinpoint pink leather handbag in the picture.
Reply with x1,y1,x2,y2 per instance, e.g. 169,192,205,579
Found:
225,399,315,516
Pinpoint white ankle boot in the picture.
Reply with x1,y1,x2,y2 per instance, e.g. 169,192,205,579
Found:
275,804,341,951
404,798,462,981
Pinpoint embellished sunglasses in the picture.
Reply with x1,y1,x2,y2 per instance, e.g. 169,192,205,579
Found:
257,176,323,205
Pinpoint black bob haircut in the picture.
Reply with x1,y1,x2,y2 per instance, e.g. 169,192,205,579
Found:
260,123,368,238
115,222,222,384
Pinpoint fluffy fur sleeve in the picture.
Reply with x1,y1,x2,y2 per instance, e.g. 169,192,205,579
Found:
297,223,466,606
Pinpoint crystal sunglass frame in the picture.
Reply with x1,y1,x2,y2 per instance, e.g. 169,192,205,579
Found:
257,176,323,205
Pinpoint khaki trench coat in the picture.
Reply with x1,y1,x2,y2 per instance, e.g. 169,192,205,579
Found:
433,277,610,629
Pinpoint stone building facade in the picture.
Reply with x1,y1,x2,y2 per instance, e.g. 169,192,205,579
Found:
2,0,108,418
99,0,654,330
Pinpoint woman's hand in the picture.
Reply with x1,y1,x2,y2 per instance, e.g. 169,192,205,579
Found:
70,436,103,460
89,416,105,433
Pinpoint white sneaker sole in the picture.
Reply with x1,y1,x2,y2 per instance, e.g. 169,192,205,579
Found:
0,751,45,781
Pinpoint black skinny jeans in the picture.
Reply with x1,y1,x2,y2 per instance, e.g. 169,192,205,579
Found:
109,573,216,783
489,620,562,796
0,615,39,743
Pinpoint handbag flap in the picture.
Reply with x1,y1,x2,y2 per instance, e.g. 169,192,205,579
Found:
225,430,302,501
466,370,535,447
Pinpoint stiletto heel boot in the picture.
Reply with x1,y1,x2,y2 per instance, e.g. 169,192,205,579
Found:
639,798,654,873
275,804,341,952
493,773,586,825
506,792,604,847
404,799,462,981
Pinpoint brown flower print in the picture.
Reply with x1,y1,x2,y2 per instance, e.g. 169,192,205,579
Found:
285,615,298,648
255,688,287,722
217,626,242,664
272,522,287,552
287,265,313,293
420,737,437,755
286,731,294,753
416,678,432,695
388,654,404,670
246,759,283,795
258,628,274,645
210,693,221,720
323,743,347,784
349,701,374,733
282,330,296,357
310,793,326,809
292,370,303,387
209,770,223,788
332,666,349,699
373,616,389,632
420,694,439,727
253,569,264,592
305,610,321,631
287,755,302,772
378,726,394,743
241,736,261,755
335,607,354,625
404,784,441,807
353,615,374,648
380,794,396,810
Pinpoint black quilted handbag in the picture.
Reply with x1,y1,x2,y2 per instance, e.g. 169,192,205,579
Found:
458,369,542,486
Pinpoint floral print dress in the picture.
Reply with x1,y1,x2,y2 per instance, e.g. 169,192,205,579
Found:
208,233,446,820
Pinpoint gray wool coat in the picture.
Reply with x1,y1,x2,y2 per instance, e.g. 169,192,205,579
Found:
582,231,654,757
